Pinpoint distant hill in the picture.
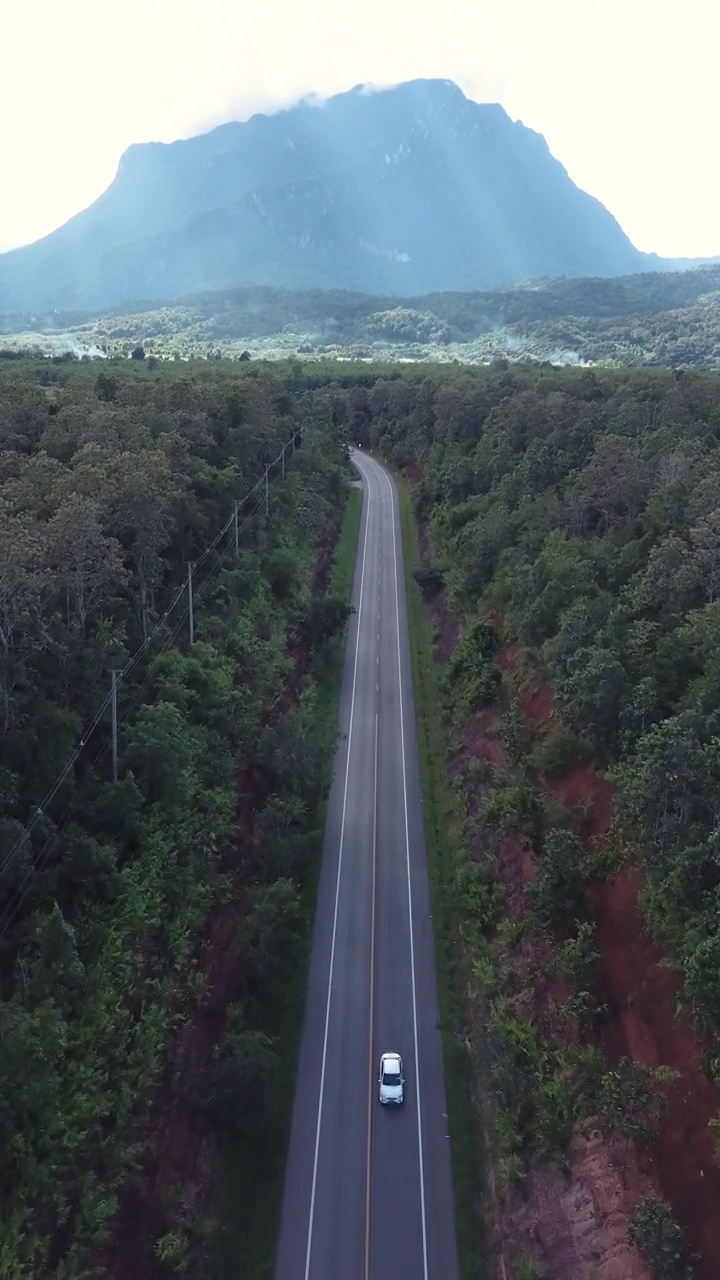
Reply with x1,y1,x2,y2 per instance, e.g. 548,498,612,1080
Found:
4,264,719,371
0,78,699,315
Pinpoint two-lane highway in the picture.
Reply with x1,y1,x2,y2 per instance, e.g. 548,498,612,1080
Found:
273,451,458,1280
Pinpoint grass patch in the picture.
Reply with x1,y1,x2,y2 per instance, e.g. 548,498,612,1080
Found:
395,474,494,1280
211,480,363,1278
316,484,363,718
330,484,363,606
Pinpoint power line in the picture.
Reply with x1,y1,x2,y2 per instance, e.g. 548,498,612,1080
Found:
105,491,268,738
0,729,116,936
0,488,275,932
0,486,281,933
0,433,300,898
118,441,290,682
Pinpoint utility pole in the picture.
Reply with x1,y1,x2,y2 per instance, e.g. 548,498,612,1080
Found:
265,466,269,516
281,443,286,481
187,561,195,645
111,669,118,783
234,501,239,555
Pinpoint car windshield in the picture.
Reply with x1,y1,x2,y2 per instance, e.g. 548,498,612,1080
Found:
383,1067,401,1085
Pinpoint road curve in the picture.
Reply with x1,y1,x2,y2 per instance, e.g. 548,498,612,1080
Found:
273,450,458,1280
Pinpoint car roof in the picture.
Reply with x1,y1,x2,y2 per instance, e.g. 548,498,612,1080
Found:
381,1052,401,1068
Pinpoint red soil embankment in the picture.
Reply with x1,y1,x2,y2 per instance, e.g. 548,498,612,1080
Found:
450,675,651,1279
414,495,720,1273
525,680,720,1279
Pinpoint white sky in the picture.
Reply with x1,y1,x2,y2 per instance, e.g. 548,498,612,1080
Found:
1,0,718,258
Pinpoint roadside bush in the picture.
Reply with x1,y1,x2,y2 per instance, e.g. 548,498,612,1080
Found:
527,828,589,939
480,781,541,834
205,1012,279,1137
554,989,607,1034
453,851,501,939
486,1011,583,1165
501,699,531,765
442,618,501,714
629,1197,696,1278
514,1258,547,1280
413,561,445,600
298,594,353,664
553,920,599,985
237,878,304,1006
585,1059,675,1145
460,756,494,789
154,1231,190,1271
527,723,585,776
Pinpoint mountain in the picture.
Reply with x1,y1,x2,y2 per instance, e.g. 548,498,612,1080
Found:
0,78,691,314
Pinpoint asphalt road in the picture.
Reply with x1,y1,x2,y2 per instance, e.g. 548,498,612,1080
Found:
273,450,458,1280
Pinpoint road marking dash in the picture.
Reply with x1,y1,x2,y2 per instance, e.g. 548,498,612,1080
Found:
364,712,379,1280
301,463,372,1280
381,462,430,1280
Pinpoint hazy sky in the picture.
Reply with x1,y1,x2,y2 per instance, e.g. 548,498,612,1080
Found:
2,0,718,257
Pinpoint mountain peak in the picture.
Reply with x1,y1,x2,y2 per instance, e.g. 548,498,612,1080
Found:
349,76,468,100
307,76,508,126
0,78,651,314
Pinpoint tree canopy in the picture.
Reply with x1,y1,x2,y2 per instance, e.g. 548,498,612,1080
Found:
0,355,350,1276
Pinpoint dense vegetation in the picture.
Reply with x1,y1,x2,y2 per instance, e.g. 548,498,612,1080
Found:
0,357,351,1277
351,362,720,1055
3,263,719,368
5,350,720,1276
344,361,720,1274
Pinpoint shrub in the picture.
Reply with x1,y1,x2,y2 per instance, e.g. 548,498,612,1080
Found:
553,920,600,985
453,852,500,937
205,1016,279,1137
498,1152,525,1188
154,1232,189,1270
585,1060,675,1145
480,781,540,833
486,1012,582,1165
413,561,445,600
514,1259,548,1280
527,724,585,776
461,756,494,788
527,828,589,938
443,618,501,713
501,699,531,765
628,1197,695,1277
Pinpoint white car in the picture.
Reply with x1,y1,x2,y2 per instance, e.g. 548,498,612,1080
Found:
378,1052,405,1105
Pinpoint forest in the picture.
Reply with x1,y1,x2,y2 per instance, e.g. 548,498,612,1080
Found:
352,360,720,1056
0,357,353,1278
340,361,720,1278
2,263,720,368
6,352,720,1279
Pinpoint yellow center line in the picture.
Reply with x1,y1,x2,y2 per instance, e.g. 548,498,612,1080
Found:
365,710,379,1280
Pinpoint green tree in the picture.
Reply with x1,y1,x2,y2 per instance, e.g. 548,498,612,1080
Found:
206,1014,278,1136
586,1058,673,1145
238,877,304,1001
618,711,719,868
46,494,127,639
29,903,85,1012
122,701,204,804
527,829,588,938
629,1197,695,1278
560,646,630,759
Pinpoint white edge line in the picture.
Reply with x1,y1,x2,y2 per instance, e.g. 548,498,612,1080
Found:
303,459,372,1280
382,459,430,1280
